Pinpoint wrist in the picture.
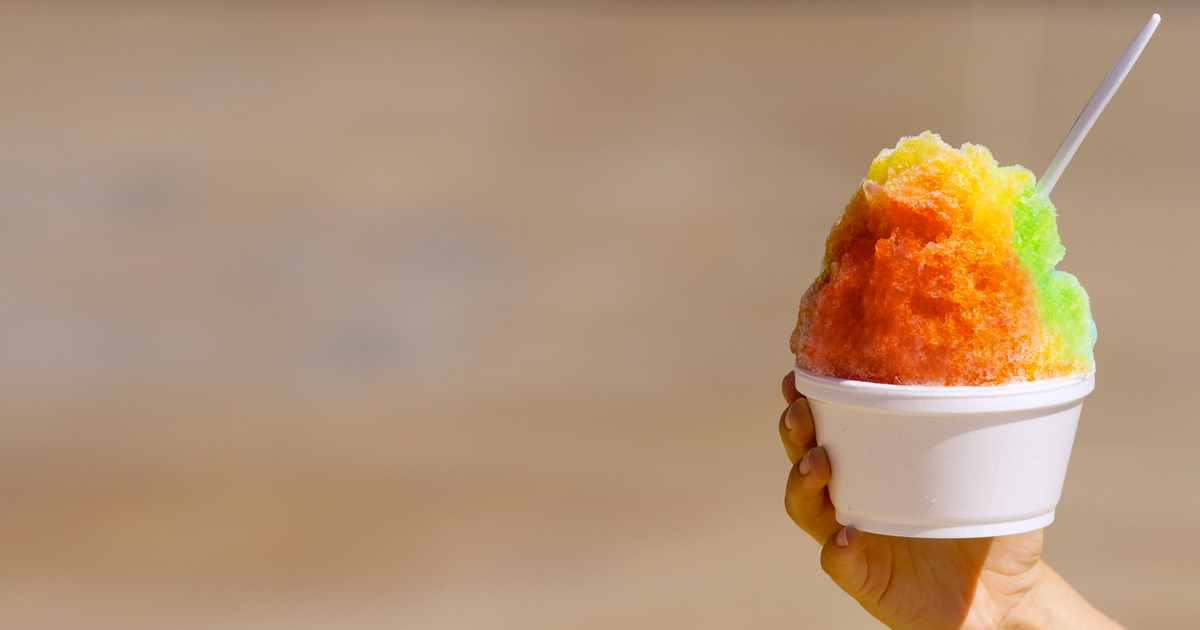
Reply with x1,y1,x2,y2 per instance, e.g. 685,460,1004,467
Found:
1001,562,1124,630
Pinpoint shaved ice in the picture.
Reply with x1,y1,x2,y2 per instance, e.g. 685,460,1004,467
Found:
791,132,1096,386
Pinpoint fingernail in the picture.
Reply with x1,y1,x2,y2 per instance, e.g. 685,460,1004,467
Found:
798,449,812,476
836,526,850,548
784,404,794,431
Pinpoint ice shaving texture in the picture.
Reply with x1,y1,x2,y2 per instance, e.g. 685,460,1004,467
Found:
790,132,1095,386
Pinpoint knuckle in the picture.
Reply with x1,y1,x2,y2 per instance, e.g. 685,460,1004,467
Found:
784,466,817,525
784,484,801,522
784,472,806,522
819,545,836,576
784,497,800,524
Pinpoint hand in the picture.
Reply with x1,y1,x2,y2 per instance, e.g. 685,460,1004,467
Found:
779,371,1123,630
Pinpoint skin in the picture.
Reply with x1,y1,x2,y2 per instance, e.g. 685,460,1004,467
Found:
779,371,1125,630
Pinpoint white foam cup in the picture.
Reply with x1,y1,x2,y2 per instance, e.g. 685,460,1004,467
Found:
793,366,1096,538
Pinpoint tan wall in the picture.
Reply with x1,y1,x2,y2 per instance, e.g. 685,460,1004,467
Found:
0,2,1195,627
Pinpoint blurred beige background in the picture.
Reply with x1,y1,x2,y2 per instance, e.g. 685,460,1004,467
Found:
0,1,1196,628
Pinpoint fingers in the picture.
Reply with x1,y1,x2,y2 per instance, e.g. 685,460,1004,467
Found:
779,396,815,465
784,446,842,544
782,371,801,405
780,370,839,545
780,373,838,544
820,526,870,599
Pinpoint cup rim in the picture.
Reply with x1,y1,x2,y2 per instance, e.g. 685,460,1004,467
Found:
793,364,1096,414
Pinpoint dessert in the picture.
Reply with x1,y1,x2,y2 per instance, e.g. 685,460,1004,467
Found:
790,132,1096,386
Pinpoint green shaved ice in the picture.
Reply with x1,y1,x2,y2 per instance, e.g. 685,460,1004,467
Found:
1039,270,1098,361
1011,179,1065,273
1010,180,1096,368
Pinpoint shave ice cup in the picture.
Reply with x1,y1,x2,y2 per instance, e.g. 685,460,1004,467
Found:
794,365,1096,538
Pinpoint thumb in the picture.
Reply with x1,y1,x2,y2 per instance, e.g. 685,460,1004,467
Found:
820,526,870,598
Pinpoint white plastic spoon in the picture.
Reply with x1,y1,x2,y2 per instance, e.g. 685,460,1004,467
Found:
1036,13,1160,196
